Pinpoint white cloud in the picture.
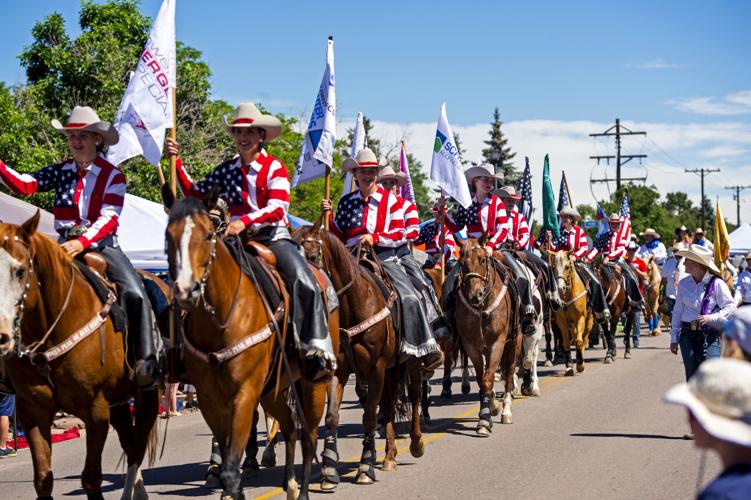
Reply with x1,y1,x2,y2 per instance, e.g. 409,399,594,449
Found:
624,58,685,70
700,145,746,158
670,90,751,116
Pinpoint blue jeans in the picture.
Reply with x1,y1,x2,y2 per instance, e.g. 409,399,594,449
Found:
633,311,641,344
678,325,721,381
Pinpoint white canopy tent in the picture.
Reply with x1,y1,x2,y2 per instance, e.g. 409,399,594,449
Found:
729,223,751,256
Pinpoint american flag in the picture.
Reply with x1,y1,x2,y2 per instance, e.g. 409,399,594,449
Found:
334,194,366,231
517,157,533,222
618,190,631,244
557,174,571,212
398,142,416,204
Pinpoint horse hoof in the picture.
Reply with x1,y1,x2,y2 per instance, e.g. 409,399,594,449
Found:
320,479,339,491
531,386,541,397
652,330,660,337
604,356,612,365
565,367,574,376
410,439,425,458
521,385,531,397
355,472,375,485
476,425,491,436
576,363,584,373
501,414,513,424
440,388,452,399
286,479,300,500
204,466,222,489
461,383,471,395
490,399,502,416
382,459,397,472
624,351,632,359
261,446,277,468
544,359,553,367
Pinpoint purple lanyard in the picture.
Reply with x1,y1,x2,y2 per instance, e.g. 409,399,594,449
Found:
700,276,718,316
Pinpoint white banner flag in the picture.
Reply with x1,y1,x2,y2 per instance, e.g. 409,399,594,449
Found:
341,111,365,197
107,0,176,167
293,37,336,186
430,103,472,208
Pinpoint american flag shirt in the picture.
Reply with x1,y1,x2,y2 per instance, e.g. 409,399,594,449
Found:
416,219,455,258
395,196,420,245
176,149,290,232
549,225,589,259
329,186,405,248
587,229,625,261
506,207,531,249
0,156,125,248
445,194,509,250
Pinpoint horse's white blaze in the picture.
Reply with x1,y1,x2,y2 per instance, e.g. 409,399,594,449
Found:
0,249,23,336
175,216,195,293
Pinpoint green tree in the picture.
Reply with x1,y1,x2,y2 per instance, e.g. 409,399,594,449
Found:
453,132,467,159
482,107,517,183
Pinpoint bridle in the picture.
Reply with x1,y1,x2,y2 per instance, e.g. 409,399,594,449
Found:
3,234,35,356
459,248,496,309
300,233,354,297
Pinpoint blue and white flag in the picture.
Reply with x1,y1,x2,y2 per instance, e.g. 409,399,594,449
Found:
341,111,365,198
293,37,336,186
430,103,472,209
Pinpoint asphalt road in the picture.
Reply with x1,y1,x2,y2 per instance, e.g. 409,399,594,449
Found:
0,327,721,499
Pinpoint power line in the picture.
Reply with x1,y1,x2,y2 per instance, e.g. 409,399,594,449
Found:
589,118,647,190
725,185,751,226
685,168,720,229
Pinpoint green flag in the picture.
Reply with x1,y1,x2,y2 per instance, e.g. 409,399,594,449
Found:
541,155,560,239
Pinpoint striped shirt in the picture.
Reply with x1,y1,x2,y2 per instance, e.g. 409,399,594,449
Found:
397,197,420,244
176,150,289,232
416,219,456,258
329,186,405,248
506,207,530,249
0,156,125,248
587,230,626,261
445,194,509,250
550,225,589,259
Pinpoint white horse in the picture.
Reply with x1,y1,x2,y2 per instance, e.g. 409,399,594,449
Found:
517,260,545,397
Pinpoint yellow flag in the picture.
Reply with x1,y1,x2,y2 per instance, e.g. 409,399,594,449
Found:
714,200,729,271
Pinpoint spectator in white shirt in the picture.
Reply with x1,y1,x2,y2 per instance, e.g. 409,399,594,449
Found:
670,245,736,381
735,251,751,308
693,227,714,251
661,243,688,315
637,228,668,265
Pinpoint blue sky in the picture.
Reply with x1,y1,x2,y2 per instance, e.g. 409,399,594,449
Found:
2,0,750,220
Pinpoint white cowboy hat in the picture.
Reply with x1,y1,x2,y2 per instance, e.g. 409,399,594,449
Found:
643,228,661,239
342,148,386,173
496,185,521,200
724,308,751,358
51,106,119,146
464,163,503,184
558,206,581,220
671,242,688,253
663,358,751,448
222,103,282,141
626,241,639,251
378,166,406,187
675,244,721,275
608,213,622,224
695,227,705,235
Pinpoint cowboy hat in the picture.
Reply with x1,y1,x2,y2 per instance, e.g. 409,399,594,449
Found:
51,106,119,146
558,206,581,220
497,185,521,200
607,213,622,224
676,225,688,233
671,242,687,253
222,103,282,141
663,358,751,448
695,227,705,235
626,241,639,251
342,148,386,173
378,165,407,187
464,163,503,184
643,228,661,239
675,244,721,275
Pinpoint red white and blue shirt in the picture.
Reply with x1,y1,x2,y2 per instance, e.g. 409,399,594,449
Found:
416,219,456,259
587,229,626,261
395,196,420,245
506,207,530,249
550,225,589,259
0,156,125,248
329,186,405,248
445,194,509,250
176,149,289,232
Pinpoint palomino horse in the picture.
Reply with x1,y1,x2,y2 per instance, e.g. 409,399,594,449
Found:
166,197,338,500
549,251,593,375
0,213,159,500
643,257,662,336
452,238,519,435
294,225,425,488
596,262,636,360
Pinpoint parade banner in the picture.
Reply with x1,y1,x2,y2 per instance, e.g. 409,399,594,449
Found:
293,37,336,186
107,0,176,167
399,141,416,204
714,200,729,271
342,111,365,197
430,103,471,209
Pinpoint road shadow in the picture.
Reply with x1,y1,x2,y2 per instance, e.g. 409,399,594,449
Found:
570,432,686,440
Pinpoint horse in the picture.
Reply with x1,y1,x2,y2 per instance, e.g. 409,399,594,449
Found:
0,213,160,500
643,257,662,336
549,251,594,375
596,261,636,360
515,258,544,395
166,197,338,500
294,225,425,487
451,237,519,435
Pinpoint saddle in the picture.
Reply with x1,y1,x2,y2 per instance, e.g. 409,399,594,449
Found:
353,244,401,336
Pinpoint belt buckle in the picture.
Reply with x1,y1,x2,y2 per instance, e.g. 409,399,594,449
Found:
691,320,699,331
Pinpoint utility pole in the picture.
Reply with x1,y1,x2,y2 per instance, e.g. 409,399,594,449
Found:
590,118,647,190
685,168,720,229
725,184,751,226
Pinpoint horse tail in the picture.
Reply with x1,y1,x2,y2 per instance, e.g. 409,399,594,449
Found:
395,362,411,422
146,411,159,467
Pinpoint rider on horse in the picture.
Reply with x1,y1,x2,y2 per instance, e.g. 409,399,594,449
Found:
378,166,449,338
439,163,537,334
165,103,335,382
497,185,563,310
586,212,643,308
637,228,667,266
416,201,456,270
0,106,159,388
320,148,442,370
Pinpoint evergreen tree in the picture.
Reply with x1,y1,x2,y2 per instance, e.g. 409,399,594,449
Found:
481,108,517,183
453,132,467,159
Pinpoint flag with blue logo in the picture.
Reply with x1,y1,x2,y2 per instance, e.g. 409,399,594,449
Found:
293,37,336,186
430,103,472,209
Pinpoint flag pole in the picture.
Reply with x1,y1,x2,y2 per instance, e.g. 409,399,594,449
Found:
439,189,446,284
167,87,178,379
169,87,177,198
322,35,334,231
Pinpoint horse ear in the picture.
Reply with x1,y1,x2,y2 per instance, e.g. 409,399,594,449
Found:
203,185,220,211
312,214,324,231
454,237,465,252
160,182,175,212
21,210,40,240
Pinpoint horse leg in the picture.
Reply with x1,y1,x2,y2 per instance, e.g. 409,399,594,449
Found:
559,319,574,376
408,361,425,458
624,311,633,359
465,342,491,435
420,379,431,426
356,364,385,485
380,367,398,472
544,306,554,366
113,388,158,500
80,397,111,499
110,402,138,500
296,380,325,500
500,339,517,424
440,337,454,399
220,387,258,500
486,341,505,419
260,413,279,468
461,349,471,395
321,373,346,491
16,394,55,499
241,410,260,478
575,314,586,373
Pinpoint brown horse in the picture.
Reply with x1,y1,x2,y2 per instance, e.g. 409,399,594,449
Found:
0,213,159,500
452,237,519,435
166,198,337,500
294,225,425,487
596,262,636,360
549,251,593,375
644,257,662,336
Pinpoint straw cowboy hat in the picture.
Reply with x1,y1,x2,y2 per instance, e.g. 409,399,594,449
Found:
663,358,751,447
643,228,661,239
671,242,688,253
558,206,581,220
607,213,622,224
51,106,119,146
342,148,386,173
497,185,521,200
378,165,407,187
675,244,721,275
222,103,282,141
695,227,705,235
464,163,503,184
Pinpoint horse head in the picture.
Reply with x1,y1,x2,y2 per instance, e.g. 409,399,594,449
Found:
459,238,494,308
165,193,218,307
0,211,40,355
551,250,575,293
293,221,325,268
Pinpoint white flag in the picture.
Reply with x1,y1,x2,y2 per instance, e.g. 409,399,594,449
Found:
430,103,472,208
107,0,176,167
341,111,365,198
293,37,336,186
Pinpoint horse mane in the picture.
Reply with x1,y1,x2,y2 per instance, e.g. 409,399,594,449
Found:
168,197,207,224
321,230,358,281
